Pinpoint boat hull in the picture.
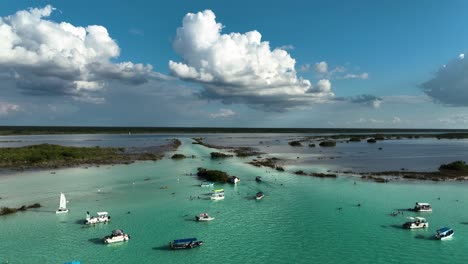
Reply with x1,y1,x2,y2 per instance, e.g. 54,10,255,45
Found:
170,241,203,250
85,217,110,225
196,217,214,221
436,233,454,240
104,235,130,244
403,222,428,229
56,209,69,214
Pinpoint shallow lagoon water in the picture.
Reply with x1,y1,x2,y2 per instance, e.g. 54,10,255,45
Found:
1,137,468,263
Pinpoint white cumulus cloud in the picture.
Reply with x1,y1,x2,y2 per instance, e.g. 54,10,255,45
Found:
0,102,21,115
210,108,236,118
0,5,155,102
169,10,334,111
314,61,328,74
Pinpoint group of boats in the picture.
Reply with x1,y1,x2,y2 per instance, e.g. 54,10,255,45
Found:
401,202,454,240
54,193,196,248
55,175,264,251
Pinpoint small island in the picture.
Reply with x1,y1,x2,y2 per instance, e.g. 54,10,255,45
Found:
1,203,42,216
0,139,181,170
196,167,240,183
210,152,234,158
288,141,302,147
319,141,336,147
171,154,186,159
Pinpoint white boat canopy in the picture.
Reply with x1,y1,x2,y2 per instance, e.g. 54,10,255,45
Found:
416,202,430,206
97,212,109,216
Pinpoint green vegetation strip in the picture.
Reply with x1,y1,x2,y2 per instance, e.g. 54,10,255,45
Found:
0,144,161,169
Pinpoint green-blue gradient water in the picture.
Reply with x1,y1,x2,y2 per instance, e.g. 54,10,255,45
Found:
1,138,468,264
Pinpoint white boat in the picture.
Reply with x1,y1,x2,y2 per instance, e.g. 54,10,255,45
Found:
200,182,214,187
55,192,69,214
412,202,432,212
402,217,428,229
435,227,454,240
255,191,264,200
228,176,240,184
103,229,130,244
84,211,111,225
210,189,225,200
195,213,215,221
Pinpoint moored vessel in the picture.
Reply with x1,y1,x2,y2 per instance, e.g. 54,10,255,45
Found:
195,213,214,221
56,192,69,214
200,182,214,187
435,227,454,240
402,217,428,229
103,229,130,244
412,202,432,212
169,238,203,250
255,191,264,200
84,211,110,225
210,189,225,200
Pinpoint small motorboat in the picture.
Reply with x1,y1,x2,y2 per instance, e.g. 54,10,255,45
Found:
169,238,203,250
435,227,454,240
255,176,262,182
228,176,240,184
402,217,429,229
211,189,225,200
84,211,111,225
103,229,130,244
200,182,214,187
56,192,69,214
255,192,264,200
195,213,214,221
411,202,432,212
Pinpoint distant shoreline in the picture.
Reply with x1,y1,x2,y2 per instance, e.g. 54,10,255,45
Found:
1,126,468,136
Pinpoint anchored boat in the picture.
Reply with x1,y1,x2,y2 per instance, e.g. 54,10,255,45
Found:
255,176,262,182
84,211,110,225
200,182,214,187
169,238,203,250
228,176,240,184
211,189,225,200
103,229,130,244
56,192,69,214
435,227,454,240
412,202,432,212
255,192,264,200
402,217,428,229
195,213,214,221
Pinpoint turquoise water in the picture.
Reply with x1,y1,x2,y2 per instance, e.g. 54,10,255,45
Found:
1,138,468,263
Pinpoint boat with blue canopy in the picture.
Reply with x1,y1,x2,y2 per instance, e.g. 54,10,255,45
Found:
435,227,454,240
169,238,203,250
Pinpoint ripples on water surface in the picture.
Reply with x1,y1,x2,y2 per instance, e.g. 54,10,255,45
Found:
0,136,467,263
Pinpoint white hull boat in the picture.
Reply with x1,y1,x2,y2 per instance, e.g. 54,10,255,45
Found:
211,189,225,200
104,229,130,244
210,194,224,200
85,211,110,225
195,213,214,221
200,182,214,187
255,192,264,200
412,202,432,212
56,192,69,214
403,217,428,229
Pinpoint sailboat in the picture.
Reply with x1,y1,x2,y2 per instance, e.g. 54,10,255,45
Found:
56,192,69,214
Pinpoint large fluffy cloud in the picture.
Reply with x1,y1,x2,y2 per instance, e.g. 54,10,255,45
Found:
421,54,468,106
169,10,334,111
0,5,154,102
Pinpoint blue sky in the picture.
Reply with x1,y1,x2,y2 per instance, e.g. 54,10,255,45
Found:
1,0,468,127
